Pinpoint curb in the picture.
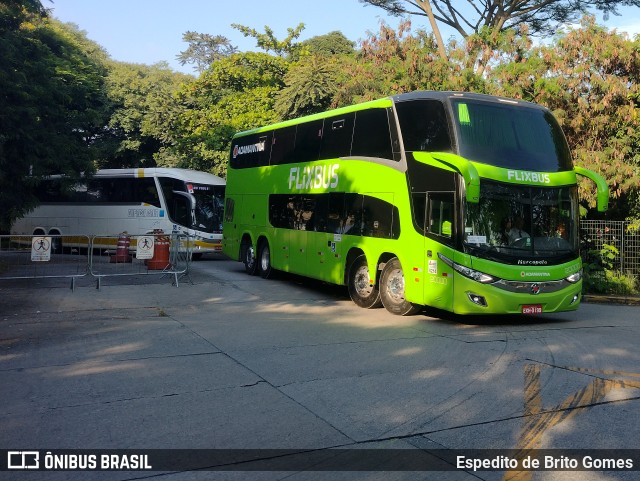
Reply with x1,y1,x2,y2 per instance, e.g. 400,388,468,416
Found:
583,294,640,306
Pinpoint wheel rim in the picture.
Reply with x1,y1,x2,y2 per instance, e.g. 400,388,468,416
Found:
385,268,405,304
245,245,255,268
261,246,270,271
354,264,374,298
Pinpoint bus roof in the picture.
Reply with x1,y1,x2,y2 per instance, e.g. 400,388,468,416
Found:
233,91,544,139
95,168,225,185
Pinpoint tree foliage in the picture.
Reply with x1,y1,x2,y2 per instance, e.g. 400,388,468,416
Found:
490,17,640,217
3,3,640,224
360,0,640,73
333,21,485,105
231,22,305,58
177,31,237,73
0,3,109,229
361,0,640,37
275,55,341,119
101,61,193,169
167,52,288,176
301,31,355,56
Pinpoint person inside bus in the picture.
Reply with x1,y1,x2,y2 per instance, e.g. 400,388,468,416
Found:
506,216,530,244
338,212,357,234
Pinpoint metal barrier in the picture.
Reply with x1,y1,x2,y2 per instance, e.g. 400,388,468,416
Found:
0,233,193,290
0,235,90,290
88,232,193,289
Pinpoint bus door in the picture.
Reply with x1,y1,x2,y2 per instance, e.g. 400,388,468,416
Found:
308,193,345,284
423,192,455,311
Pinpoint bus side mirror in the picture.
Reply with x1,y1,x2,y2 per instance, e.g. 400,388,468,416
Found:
574,166,609,212
173,190,196,210
415,153,480,204
172,191,197,228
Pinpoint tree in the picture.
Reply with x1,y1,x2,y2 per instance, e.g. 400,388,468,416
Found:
231,22,305,58
100,61,193,168
0,4,110,230
275,31,355,118
301,31,355,56
167,52,288,176
361,0,640,37
332,21,485,106
275,55,341,119
360,0,640,72
177,31,237,73
490,17,640,217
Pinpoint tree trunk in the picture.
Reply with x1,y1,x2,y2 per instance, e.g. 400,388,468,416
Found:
418,0,448,60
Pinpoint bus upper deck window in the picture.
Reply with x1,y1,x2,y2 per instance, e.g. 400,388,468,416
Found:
458,103,471,125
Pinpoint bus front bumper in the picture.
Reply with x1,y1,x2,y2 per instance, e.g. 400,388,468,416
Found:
452,275,583,315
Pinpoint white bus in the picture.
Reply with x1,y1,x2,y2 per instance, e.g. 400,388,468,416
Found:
11,168,225,255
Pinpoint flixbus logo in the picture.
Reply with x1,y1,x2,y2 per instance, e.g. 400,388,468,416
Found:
288,164,339,190
507,170,551,184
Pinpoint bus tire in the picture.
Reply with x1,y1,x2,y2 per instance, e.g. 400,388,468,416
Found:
242,239,258,275
380,257,421,316
258,240,275,279
347,255,382,309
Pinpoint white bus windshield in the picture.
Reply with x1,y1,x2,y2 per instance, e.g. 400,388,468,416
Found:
192,183,224,234
158,178,224,234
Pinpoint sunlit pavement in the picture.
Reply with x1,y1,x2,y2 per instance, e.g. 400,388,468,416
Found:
1,256,638,480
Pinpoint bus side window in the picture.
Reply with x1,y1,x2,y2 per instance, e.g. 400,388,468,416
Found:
270,126,297,165
319,113,355,160
327,193,345,233
427,193,454,242
343,193,364,236
137,178,161,207
351,109,394,160
396,100,452,152
294,119,324,163
362,195,400,239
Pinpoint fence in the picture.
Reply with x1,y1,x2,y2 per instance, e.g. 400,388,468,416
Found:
0,233,193,290
580,220,640,277
0,235,90,290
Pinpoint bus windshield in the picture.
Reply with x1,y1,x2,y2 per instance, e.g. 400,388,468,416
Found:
192,183,225,234
451,99,573,172
463,181,579,264
159,178,224,234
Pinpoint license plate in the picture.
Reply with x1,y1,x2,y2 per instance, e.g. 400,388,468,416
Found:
522,304,543,314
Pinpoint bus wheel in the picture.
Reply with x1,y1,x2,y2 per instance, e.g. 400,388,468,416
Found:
347,255,382,309
242,240,258,275
258,241,274,279
380,258,421,316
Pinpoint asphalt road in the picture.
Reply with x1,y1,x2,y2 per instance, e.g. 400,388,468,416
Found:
0,255,638,480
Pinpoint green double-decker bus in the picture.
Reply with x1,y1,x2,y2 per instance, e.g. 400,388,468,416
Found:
223,91,608,315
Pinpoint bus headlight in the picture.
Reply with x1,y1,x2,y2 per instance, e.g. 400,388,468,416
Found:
437,253,500,284
565,269,582,283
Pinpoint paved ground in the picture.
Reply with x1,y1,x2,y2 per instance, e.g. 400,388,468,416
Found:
1,256,639,480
